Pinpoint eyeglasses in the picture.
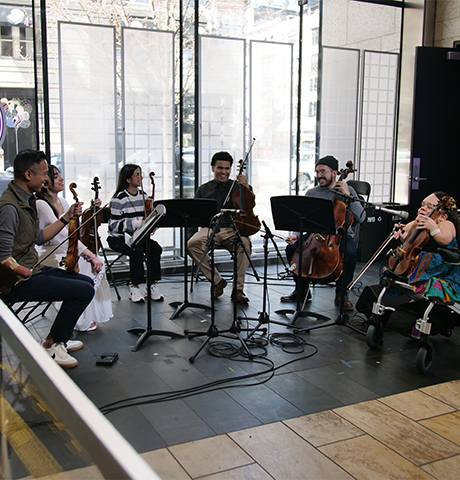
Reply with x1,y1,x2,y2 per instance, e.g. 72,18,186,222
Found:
315,168,330,176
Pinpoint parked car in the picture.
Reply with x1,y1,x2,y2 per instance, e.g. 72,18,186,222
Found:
0,167,14,196
175,146,195,197
291,146,315,193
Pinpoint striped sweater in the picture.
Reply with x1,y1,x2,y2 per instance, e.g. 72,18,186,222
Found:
108,189,146,239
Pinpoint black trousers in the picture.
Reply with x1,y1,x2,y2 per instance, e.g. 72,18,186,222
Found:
285,233,358,297
107,236,162,286
4,266,94,343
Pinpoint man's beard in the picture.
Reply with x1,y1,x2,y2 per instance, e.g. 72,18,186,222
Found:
318,177,332,188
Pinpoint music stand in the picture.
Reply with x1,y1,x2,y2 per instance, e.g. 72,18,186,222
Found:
271,195,336,326
153,198,218,319
128,204,183,352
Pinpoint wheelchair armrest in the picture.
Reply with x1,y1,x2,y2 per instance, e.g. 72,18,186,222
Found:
436,247,460,265
381,269,408,287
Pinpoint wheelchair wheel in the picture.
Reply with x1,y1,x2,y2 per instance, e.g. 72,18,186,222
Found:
416,343,434,374
366,320,383,349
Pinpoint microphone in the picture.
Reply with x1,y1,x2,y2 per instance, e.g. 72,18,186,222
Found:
221,209,243,214
373,205,409,220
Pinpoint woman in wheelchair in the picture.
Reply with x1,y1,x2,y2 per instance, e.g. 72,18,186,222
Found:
367,192,460,372
390,191,460,302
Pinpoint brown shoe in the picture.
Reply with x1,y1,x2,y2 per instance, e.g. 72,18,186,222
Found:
334,295,354,311
232,290,249,304
280,289,298,302
213,278,227,298
280,289,312,303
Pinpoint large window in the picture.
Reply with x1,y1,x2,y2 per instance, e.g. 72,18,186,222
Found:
321,0,402,203
0,0,405,254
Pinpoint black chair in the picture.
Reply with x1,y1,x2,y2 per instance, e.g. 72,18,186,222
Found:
6,300,53,326
347,180,371,202
347,180,371,251
99,206,123,300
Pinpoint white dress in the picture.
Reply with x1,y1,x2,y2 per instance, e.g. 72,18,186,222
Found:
35,197,113,331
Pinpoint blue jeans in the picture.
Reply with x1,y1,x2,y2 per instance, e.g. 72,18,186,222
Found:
4,266,94,343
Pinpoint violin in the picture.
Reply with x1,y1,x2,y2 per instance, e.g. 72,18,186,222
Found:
226,139,260,236
81,177,102,254
60,182,80,273
145,172,155,218
289,161,356,284
387,196,450,276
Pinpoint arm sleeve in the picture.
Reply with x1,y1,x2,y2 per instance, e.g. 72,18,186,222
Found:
0,205,19,261
348,187,366,224
108,196,126,235
36,199,70,249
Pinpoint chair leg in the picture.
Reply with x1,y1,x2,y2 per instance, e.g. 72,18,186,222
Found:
100,246,121,300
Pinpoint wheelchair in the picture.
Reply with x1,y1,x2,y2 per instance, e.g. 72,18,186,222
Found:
365,247,460,373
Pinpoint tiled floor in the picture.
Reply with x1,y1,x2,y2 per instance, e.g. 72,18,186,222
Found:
14,259,460,478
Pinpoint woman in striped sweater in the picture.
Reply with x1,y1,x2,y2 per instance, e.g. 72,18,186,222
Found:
107,164,164,303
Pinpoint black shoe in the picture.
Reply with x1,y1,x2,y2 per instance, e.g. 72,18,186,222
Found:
232,290,249,304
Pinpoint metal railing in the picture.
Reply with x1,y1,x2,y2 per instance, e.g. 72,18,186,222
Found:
0,300,161,480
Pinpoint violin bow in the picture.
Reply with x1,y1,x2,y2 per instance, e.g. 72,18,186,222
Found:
32,203,109,270
222,138,256,208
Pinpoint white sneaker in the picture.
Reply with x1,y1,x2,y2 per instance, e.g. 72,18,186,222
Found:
44,343,78,368
65,339,83,352
129,285,145,303
150,283,164,301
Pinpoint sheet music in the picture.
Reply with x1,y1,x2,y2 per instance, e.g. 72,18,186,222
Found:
131,204,166,246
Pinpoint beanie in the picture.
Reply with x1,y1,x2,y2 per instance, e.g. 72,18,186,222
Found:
316,155,339,171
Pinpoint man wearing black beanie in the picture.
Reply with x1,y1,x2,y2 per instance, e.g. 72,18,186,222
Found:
281,155,365,311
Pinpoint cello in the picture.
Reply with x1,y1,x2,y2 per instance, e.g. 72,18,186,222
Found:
223,139,260,236
289,161,356,284
81,177,103,254
60,182,80,273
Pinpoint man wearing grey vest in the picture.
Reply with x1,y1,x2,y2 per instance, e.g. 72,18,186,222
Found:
0,150,94,368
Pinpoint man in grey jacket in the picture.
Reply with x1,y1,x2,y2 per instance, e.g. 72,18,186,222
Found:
281,155,365,311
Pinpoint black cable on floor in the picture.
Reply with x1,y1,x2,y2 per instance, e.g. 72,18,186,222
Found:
269,332,308,354
98,343,318,415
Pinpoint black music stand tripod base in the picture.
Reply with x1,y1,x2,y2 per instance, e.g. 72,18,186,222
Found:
184,215,254,363
127,204,184,352
271,195,336,327
128,326,183,352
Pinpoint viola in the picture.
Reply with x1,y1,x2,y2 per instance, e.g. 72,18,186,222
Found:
60,182,80,273
145,171,155,218
81,177,103,254
289,161,356,284
227,139,260,236
387,196,450,276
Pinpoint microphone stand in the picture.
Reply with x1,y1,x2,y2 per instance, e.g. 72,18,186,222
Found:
244,221,293,340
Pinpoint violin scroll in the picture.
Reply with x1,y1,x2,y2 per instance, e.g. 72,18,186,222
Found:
145,171,155,218
81,177,103,254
